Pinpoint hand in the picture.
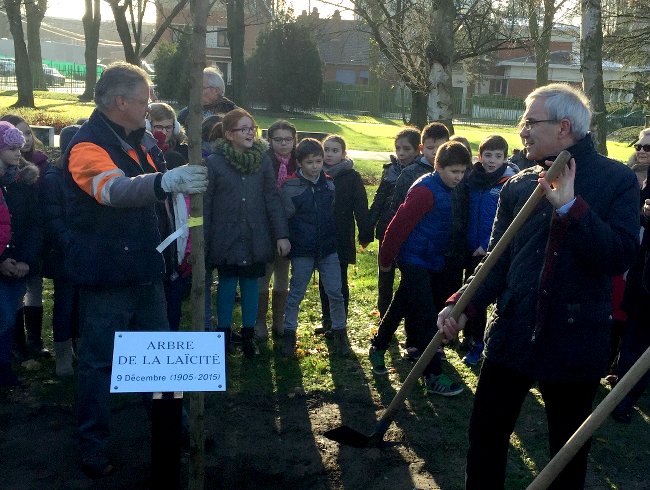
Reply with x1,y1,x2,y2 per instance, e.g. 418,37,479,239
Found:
0,258,18,277
643,199,650,218
538,157,576,209
276,238,291,257
472,246,486,257
14,261,29,278
436,305,467,342
161,165,208,194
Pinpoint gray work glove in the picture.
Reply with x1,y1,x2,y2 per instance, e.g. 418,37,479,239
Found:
161,165,208,194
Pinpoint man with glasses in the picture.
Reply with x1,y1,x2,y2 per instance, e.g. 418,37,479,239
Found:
62,62,208,478
437,83,640,489
178,66,237,127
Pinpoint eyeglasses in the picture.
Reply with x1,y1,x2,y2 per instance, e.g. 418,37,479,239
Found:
153,124,174,132
271,137,294,144
520,119,557,131
232,126,258,134
635,144,650,152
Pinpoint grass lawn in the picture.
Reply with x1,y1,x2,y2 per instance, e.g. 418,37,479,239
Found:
0,93,637,163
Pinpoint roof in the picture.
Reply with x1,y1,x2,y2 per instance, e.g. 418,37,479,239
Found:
497,50,629,71
312,19,370,66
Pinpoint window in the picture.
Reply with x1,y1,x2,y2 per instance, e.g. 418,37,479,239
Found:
206,27,229,48
335,69,356,85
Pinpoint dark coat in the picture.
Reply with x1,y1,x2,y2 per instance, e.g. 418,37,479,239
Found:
281,170,337,259
0,174,42,274
368,156,417,241
204,148,288,268
462,135,639,382
324,160,371,264
40,165,70,279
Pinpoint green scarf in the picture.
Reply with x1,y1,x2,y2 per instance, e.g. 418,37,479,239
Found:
215,138,266,174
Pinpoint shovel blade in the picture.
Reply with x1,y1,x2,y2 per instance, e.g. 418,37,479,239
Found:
323,425,374,448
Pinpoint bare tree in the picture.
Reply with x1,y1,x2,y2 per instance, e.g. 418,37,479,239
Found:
350,0,520,128
24,0,47,90
526,0,561,87
105,0,190,65
80,0,101,101
581,0,607,154
3,0,34,107
226,0,246,105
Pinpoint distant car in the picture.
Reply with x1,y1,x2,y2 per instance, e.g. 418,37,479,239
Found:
0,59,15,76
43,66,65,86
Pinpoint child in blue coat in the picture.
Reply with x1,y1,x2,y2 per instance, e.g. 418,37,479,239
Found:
463,134,518,365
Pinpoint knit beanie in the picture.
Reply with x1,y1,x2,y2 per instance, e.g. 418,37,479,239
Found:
0,121,25,151
59,124,81,152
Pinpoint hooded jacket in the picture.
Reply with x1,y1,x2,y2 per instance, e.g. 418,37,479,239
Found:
281,170,337,259
323,159,371,263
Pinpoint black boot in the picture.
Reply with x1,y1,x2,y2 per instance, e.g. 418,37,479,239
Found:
241,328,256,359
24,306,50,358
216,328,233,354
13,308,27,361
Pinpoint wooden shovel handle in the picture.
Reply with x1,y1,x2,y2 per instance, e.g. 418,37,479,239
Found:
526,345,650,490
375,150,572,432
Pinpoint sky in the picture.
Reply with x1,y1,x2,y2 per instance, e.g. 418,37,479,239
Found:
45,0,354,22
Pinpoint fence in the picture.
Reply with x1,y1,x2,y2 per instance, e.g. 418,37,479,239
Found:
0,61,103,94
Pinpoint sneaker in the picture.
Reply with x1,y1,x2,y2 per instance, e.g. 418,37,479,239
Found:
463,342,484,366
425,374,463,397
368,346,387,375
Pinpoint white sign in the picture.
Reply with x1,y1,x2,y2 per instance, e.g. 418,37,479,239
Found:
110,331,226,393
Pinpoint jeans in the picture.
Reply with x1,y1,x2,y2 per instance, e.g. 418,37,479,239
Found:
284,253,346,331
319,261,349,326
377,244,395,318
0,277,26,365
77,281,169,459
466,358,599,489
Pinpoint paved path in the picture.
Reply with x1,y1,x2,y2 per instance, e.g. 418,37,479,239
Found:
347,149,392,162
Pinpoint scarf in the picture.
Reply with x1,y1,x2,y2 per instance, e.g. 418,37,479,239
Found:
468,161,508,191
215,138,265,174
276,152,290,188
323,158,353,179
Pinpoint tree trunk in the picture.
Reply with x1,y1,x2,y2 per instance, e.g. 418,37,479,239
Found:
80,0,101,101
227,0,246,106
25,0,47,91
428,62,455,134
427,0,455,133
4,0,34,107
107,0,139,64
581,0,608,155
409,87,428,129
187,0,209,487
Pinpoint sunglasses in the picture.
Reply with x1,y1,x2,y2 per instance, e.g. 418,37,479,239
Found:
635,144,650,152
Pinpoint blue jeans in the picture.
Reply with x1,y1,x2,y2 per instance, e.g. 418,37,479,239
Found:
284,253,346,332
0,277,26,365
77,281,169,459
